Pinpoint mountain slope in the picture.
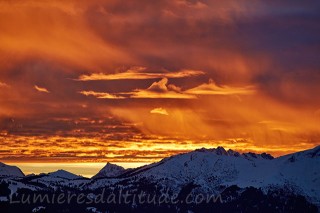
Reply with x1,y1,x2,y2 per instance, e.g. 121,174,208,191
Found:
89,146,320,206
0,162,24,177
92,162,126,179
1,146,319,212
47,169,82,180
273,145,320,204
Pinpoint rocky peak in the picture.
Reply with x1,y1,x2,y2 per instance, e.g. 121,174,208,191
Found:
93,162,126,179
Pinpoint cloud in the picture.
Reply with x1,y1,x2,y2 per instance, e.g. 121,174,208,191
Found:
130,78,196,99
79,91,125,99
150,107,169,116
77,67,204,81
0,1,130,71
78,78,256,100
185,79,256,95
1,0,320,163
34,85,50,93
0,82,9,88
131,78,255,99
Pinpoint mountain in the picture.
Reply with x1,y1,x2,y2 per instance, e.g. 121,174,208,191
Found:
25,169,87,188
0,162,24,177
92,162,126,179
47,169,83,180
0,146,319,212
274,145,320,204
126,146,318,192
91,146,278,190
88,146,320,208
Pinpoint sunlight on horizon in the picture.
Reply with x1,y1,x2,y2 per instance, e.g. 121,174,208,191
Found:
11,162,147,178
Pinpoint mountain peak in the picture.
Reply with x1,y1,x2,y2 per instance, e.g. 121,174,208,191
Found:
227,149,241,157
195,147,240,156
216,146,228,155
242,152,274,160
0,162,24,177
93,162,126,179
194,147,273,160
195,147,230,155
48,169,81,180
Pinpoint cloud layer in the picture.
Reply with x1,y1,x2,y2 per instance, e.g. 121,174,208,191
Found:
77,67,204,81
0,0,320,163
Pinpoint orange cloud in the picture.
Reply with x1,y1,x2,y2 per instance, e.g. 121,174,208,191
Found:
185,79,256,95
78,78,257,100
34,85,50,93
130,78,196,99
1,133,317,165
0,0,319,166
0,82,9,88
150,108,169,116
77,67,204,81
79,91,125,99
131,78,255,99
0,1,130,71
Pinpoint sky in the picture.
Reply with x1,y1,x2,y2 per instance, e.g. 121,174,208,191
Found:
1,0,320,170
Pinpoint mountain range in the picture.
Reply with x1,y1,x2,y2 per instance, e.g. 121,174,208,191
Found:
0,146,319,213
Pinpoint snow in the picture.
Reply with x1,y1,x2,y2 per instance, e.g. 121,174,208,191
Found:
7,179,41,195
273,145,320,204
27,170,88,189
86,207,102,213
0,162,24,177
89,146,320,205
0,196,8,202
47,169,82,180
92,162,126,178
32,206,46,212
1,145,320,207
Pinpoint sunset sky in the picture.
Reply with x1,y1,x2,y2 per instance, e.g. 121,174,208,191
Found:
0,1,320,174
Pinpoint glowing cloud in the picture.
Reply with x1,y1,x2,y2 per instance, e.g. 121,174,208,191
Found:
185,79,256,95
131,78,255,99
0,1,129,71
150,108,169,116
79,91,125,99
78,78,256,100
0,0,319,165
131,78,196,99
0,81,9,88
34,85,50,93
77,67,204,81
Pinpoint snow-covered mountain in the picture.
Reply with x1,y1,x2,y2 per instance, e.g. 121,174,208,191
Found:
0,162,24,177
92,162,126,179
274,145,320,204
23,169,89,189
0,146,319,212
87,146,320,206
47,169,83,180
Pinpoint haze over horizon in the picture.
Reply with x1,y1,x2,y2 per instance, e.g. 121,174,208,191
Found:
1,0,320,170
